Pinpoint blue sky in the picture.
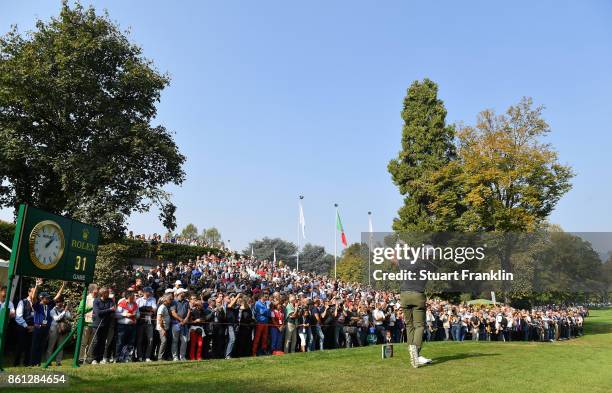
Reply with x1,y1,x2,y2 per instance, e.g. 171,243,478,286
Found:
1,1,611,254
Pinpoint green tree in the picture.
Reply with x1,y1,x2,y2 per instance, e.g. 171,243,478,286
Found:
181,223,198,240
533,230,604,300
298,243,334,275
159,202,178,233
335,243,368,283
602,255,612,303
0,2,185,237
388,79,458,231
245,237,297,266
204,227,221,246
453,98,573,300
455,97,573,232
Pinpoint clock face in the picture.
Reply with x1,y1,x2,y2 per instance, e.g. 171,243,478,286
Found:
29,220,65,270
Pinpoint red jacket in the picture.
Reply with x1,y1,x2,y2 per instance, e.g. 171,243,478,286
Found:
271,309,284,327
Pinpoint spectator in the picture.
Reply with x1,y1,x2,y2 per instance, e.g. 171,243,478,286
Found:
14,279,40,366
115,290,139,362
45,296,72,366
136,287,157,362
270,299,284,355
30,281,64,366
156,295,172,361
188,295,205,360
236,297,254,357
170,288,190,361
252,293,270,356
0,285,15,319
284,295,298,353
90,287,115,364
79,283,98,364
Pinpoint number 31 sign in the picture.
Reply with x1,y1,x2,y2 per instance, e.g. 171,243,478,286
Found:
10,205,100,283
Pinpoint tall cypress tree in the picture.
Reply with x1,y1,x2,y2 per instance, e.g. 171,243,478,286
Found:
388,79,457,231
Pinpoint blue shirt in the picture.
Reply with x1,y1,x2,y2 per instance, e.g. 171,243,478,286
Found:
253,300,270,323
33,301,55,327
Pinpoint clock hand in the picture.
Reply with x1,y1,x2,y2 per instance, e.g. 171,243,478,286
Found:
45,235,56,248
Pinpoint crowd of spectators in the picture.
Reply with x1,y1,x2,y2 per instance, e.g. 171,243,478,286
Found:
126,231,223,248
1,251,589,367
424,300,586,343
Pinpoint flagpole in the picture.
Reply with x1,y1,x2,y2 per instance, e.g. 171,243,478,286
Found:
297,195,304,272
368,211,372,287
334,203,338,279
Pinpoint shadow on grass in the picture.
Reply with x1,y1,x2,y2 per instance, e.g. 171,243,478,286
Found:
584,321,612,335
432,352,500,365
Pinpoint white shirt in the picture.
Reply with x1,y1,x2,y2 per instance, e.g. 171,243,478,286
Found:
373,309,385,326
156,304,170,331
0,298,15,316
15,298,32,328
50,307,71,328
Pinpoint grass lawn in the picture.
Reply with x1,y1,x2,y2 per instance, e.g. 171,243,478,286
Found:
3,309,612,393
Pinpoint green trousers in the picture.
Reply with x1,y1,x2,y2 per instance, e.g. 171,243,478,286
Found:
400,291,425,351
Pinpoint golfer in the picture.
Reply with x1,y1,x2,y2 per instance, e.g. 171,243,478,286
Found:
399,244,433,368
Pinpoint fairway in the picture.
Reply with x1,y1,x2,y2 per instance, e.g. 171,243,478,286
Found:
3,309,611,393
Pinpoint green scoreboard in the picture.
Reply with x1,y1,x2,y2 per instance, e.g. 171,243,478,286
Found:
0,205,101,370
11,204,100,282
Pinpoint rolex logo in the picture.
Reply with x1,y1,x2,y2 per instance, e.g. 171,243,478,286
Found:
82,228,89,241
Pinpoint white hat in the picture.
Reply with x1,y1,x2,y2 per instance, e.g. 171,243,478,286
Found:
164,288,174,294
176,288,188,295
174,280,182,286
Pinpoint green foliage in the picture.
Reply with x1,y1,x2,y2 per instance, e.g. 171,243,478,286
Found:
388,79,458,232
33,279,86,313
459,293,472,304
298,243,334,275
0,219,15,249
389,82,573,234
603,256,612,302
93,242,134,293
455,98,574,231
0,2,185,239
159,202,178,233
245,237,297,266
201,227,222,246
388,82,575,303
335,243,368,283
180,223,198,240
533,231,605,295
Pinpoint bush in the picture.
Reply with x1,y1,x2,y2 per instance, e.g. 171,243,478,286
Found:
94,243,134,293
0,220,15,248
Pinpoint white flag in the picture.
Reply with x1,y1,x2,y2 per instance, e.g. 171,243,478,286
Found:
251,246,254,259
299,202,306,239
273,248,277,264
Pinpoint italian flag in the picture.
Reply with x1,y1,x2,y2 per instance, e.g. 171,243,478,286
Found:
336,211,347,247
